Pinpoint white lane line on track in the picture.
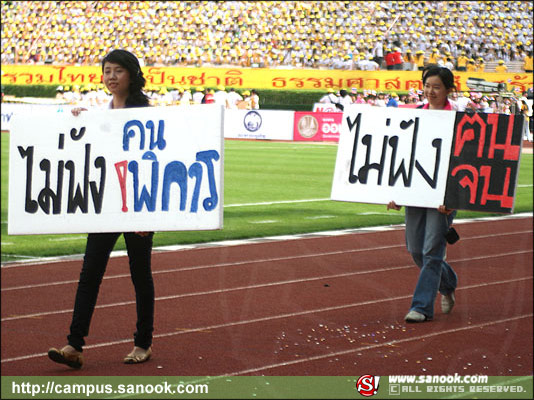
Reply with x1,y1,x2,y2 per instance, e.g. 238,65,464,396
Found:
1,243,407,290
2,213,532,268
2,229,532,292
1,251,531,323
1,278,532,364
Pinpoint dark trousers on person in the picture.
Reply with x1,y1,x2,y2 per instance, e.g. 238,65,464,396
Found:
67,232,155,352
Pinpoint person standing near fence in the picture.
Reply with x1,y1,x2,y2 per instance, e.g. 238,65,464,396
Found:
456,51,468,71
319,88,339,104
523,50,533,73
250,89,260,110
392,47,404,70
495,60,507,73
387,66,458,323
48,49,156,368
226,87,243,109
384,48,395,70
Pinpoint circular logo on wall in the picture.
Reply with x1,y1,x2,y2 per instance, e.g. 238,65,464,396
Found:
243,111,262,132
297,115,319,138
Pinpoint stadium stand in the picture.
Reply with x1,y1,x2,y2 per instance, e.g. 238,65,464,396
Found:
1,1,532,72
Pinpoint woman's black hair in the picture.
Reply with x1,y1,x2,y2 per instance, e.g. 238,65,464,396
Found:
102,49,149,107
421,65,456,90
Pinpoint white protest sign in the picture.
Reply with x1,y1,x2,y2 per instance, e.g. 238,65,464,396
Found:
8,105,224,234
331,105,456,208
1,103,77,131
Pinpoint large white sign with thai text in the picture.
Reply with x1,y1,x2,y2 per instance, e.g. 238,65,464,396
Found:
331,105,456,208
8,105,224,234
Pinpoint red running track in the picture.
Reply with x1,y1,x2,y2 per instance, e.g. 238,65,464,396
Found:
1,215,532,376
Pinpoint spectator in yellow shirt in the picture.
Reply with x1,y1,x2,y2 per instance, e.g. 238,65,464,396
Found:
466,59,477,72
495,60,508,73
415,50,426,71
475,57,485,72
456,52,468,71
428,49,439,65
404,49,415,71
524,51,533,73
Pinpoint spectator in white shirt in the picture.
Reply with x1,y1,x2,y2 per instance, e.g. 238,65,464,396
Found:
338,89,353,110
226,88,243,109
213,85,229,108
456,92,472,111
179,88,192,106
319,88,339,104
192,87,205,104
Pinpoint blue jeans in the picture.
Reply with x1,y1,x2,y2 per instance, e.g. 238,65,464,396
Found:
405,207,457,319
68,232,155,351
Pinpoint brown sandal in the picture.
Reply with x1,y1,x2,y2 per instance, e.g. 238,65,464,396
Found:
124,346,152,364
48,346,84,369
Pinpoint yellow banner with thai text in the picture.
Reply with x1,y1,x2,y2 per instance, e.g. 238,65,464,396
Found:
1,65,531,93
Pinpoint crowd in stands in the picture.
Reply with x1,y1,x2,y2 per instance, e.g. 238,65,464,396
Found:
1,1,532,72
318,87,533,140
53,83,260,110
319,86,528,112
46,82,531,140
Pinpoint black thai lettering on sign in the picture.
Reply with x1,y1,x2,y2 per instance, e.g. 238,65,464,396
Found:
18,119,221,216
346,113,441,188
18,143,105,215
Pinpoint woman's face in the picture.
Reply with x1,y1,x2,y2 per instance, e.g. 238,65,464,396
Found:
103,62,130,97
423,75,451,109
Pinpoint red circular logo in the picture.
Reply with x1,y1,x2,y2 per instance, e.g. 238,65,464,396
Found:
356,375,380,397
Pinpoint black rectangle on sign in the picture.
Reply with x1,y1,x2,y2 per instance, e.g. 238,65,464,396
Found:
445,112,523,213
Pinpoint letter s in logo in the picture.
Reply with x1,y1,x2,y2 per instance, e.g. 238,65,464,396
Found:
356,375,380,397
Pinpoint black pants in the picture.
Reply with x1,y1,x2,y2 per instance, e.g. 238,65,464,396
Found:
67,232,155,352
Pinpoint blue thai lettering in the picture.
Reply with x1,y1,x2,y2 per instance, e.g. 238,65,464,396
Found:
196,150,220,211
128,151,159,212
145,120,167,150
123,120,146,151
162,161,188,211
123,149,220,213
187,162,203,213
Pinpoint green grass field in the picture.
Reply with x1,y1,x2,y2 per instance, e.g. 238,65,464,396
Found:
1,133,532,262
